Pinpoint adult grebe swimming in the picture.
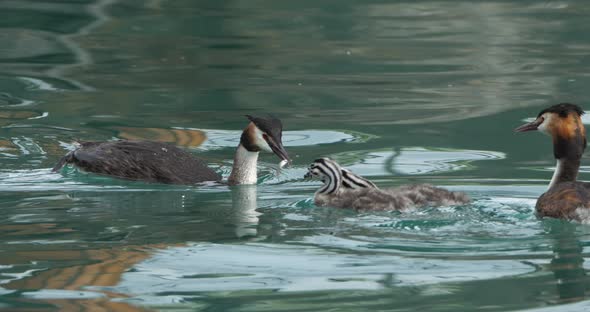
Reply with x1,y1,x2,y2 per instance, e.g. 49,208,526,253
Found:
515,103,590,221
305,158,469,210
52,115,290,185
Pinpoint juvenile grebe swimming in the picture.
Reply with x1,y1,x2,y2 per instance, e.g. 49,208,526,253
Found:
305,158,469,210
515,103,590,221
52,115,290,185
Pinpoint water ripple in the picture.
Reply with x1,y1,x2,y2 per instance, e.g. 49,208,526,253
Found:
332,147,505,176
195,129,376,151
110,242,535,295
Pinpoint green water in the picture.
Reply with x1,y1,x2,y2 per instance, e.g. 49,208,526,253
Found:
2,0,590,311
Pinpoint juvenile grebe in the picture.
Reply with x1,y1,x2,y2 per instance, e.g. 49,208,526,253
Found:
515,103,590,221
305,158,469,210
52,115,290,185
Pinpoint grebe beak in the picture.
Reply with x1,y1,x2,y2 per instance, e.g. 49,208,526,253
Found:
515,117,544,133
263,133,291,164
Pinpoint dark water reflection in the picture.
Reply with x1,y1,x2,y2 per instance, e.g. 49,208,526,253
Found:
2,0,590,311
549,222,589,303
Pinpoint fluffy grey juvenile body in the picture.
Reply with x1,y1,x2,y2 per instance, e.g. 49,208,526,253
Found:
306,158,470,211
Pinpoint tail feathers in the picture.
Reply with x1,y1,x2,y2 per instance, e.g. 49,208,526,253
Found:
52,151,74,172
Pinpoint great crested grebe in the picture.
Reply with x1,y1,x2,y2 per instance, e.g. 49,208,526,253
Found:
52,115,290,185
515,103,590,221
305,158,470,210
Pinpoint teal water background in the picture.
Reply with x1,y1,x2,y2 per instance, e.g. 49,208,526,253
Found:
2,1,590,311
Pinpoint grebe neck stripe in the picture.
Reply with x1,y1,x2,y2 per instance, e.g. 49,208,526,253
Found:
549,159,563,190
228,144,259,185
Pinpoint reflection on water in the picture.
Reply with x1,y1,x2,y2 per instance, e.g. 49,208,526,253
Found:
0,91,34,107
332,147,505,176
1,244,157,311
547,223,589,303
0,0,114,91
231,185,261,238
111,241,533,294
114,127,207,147
191,129,375,151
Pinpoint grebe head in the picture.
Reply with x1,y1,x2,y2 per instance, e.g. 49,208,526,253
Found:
305,158,343,194
305,158,337,181
515,103,587,160
241,115,290,163
305,158,377,194
515,103,585,137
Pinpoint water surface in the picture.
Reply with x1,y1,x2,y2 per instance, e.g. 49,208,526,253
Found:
2,1,590,311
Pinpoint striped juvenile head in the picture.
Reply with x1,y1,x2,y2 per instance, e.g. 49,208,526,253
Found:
305,158,343,194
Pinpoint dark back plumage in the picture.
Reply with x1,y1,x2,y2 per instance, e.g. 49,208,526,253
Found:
52,141,221,184
536,182,590,220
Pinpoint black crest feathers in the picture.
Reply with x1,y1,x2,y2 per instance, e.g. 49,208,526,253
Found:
538,103,585,118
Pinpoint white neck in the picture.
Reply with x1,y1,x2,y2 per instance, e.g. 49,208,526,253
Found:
228,144,259,185
548,159,563,190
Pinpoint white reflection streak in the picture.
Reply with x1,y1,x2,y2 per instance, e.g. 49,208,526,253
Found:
231,185,261,238
185,129,362,150
364,2,559,124
337,147,505,176
113,242,533,294
47,0,117,91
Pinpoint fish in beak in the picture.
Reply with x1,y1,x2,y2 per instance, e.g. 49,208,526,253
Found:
263,133,291,163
